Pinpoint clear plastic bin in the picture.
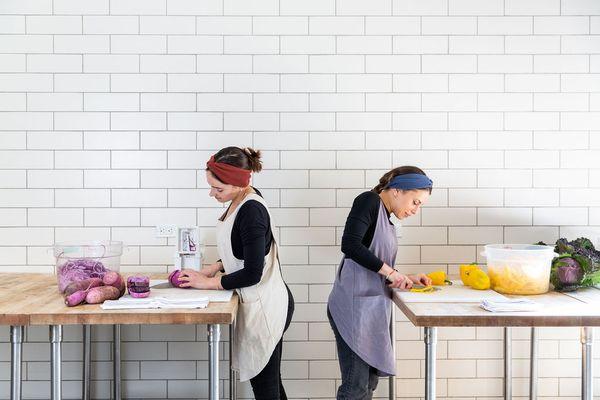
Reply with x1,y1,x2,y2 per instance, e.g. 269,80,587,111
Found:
482,244,556,295
53,241,123,293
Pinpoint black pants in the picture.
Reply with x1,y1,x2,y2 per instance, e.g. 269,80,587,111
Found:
249,285,295,400
328,308,380,400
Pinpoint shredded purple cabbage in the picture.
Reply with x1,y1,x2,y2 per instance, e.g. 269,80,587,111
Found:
57,258,108,293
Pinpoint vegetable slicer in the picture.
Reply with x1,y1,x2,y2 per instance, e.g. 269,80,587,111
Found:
173,226,202,270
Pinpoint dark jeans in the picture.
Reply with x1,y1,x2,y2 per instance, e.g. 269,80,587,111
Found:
328,308,380,400
249,285,295,400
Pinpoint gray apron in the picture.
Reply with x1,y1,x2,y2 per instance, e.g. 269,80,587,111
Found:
327,198,397,377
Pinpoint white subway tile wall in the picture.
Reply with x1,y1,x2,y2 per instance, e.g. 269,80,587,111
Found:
0,0,599,398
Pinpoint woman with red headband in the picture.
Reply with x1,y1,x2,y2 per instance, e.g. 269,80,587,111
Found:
178,146,294,400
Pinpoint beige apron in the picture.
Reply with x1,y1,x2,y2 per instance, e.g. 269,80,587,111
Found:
216,193,288,382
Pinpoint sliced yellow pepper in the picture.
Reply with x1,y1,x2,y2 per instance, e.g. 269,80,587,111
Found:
427,270,452,286
410,285,437,293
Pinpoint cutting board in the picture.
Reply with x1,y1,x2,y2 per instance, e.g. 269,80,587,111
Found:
562,287,600,304
395,280,508,303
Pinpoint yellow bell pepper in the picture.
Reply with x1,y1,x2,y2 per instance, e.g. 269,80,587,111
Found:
465,268,491,290
427,270,452,286
459,263,479,286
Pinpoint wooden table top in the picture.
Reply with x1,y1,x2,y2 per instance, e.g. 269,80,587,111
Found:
393,287,600,327
0,273,238,326
0,274,45,325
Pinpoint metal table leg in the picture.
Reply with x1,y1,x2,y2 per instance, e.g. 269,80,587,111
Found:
229,324,237,400
83,325,91,400
208,324,221,400
504,327,512,400
389,306,396,400
50,325,63,400
581,327,593,400
113,325,121,400
10,326,24,400
424,327,437,400
529,328,538,400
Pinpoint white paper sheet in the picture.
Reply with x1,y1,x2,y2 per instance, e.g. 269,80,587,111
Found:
149,279,234,302
480,298,542,312
101,296,209,310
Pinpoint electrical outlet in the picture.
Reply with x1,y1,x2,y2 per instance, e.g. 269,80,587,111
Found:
156,224,177,237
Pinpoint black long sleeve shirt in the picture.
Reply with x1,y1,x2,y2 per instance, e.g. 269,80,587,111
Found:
220,189,273,290
341,190,392,272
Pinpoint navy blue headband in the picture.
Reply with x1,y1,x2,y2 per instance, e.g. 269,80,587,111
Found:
386,173,433,190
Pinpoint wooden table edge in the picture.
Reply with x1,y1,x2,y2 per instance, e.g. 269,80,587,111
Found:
28,296,239,326
392,296,600,327
0,314,30,326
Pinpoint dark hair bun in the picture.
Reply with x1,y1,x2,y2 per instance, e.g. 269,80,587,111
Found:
211,146,263,174
243,147,262,173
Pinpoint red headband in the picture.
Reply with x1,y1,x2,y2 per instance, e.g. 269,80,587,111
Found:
206,155,251,187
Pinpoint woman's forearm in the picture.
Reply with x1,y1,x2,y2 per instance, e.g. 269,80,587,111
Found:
378,263,395,280
205,276,223,290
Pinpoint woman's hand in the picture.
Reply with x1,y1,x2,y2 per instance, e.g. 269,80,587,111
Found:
409,273,432,286
387,272,413,290
179,269,222,290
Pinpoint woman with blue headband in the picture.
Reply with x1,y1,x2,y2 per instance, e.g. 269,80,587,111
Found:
327,165,434,399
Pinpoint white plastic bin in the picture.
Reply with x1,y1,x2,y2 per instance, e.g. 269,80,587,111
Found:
482,244,556,295
53,241,123,293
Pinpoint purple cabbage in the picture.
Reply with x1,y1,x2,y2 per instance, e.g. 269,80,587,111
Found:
168,270,189,289
555,257,583,286
57,258,108,293
548,237,600,291
127,276,150,298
